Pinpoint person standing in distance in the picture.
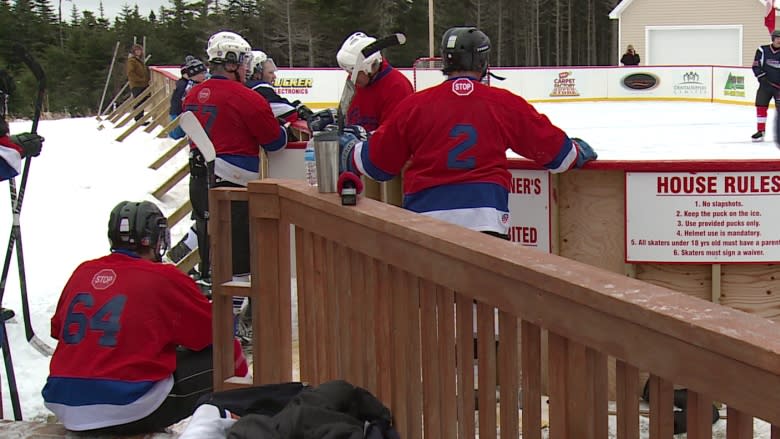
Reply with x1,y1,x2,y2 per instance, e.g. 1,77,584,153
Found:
339,27,596,239
126,43,150,122
751,29,780,142
620,45,640,66
336,32,414,204
183,31,287,278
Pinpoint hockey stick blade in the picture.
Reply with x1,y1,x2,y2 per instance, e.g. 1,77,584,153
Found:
29,334,54,357
179,111,216,162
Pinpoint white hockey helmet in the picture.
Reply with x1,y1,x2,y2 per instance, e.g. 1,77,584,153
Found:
250,50,277,76
206,31,252,68
337,32,382,74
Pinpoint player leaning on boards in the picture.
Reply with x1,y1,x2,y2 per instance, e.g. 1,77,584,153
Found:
183,31,287,278
42,201,247,435
751,29,780,142
339,26,597,240
246,50,313,125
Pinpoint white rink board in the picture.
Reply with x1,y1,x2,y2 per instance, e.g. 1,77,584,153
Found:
626,172,780,263
508,170,551,252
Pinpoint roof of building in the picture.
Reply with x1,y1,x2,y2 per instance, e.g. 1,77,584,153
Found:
609,0,772,19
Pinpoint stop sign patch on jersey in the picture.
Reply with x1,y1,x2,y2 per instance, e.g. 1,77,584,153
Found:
452,78,474,96
91,269,117,290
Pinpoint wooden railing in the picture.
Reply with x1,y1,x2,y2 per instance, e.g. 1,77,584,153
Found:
210,179,780,439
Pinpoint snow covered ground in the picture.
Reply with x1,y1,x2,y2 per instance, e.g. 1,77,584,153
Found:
0,101,777,437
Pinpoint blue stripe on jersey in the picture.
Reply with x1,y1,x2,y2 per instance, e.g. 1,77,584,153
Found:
0,160,18,180
360,139,394,181
263,126,287,152
544,136,575,170
42,377,156,406
404,182,509,213
219,154,260,173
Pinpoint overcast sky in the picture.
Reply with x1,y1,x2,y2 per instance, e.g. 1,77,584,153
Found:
54,0,169,20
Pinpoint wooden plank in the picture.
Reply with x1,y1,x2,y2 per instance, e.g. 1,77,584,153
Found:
686,390,713,439
149,137,188,170
115,95,169,142
456,292,475,439
476,301,497,439
334,242,351,381
276,217,292,382
521,321,542,439
405,272,423,439
254,215,282,383
312,234,328,384
208,191,236,390
152,163,188,200
174,246,199,274
324,240,340,380
114,87,156,127
772,425,780,439
361,254,377,393
498,311,519,439
648,375,674,439
348,248,365,387
721,264,780,322
294,227,312,382
548,332,568,439
616,360,640,439
167,201,192,231
420,279,442,439
374,261,392,404
725,407,753,439
389,265,410,439
156,113,181,138
437,286,457,438
565,341,592,439
588,348,608,439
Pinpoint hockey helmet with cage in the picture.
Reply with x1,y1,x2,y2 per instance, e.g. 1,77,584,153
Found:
250,50,277,78
440,27,491,78
181,55,206,78
337,32,382,75
108,200,170,261
773,29,780,40
206,31,252,68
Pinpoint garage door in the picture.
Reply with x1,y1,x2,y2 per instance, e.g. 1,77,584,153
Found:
647,26,742,66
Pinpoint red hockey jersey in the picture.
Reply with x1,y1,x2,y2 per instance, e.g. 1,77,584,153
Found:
346,59,414,132
42,252,212,430
349,77,581,234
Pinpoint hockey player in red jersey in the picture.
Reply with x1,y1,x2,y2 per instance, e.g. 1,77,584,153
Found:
337,31,414,202
751,29,780,142
183,31,287,277
42,200,247,435
340,27,597,239
337,31,414,132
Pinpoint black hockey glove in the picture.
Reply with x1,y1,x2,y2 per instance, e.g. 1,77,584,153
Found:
10,132,43,158
571,137,596,168
307,109,336,133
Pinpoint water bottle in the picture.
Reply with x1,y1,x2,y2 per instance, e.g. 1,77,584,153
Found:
304,139,317,186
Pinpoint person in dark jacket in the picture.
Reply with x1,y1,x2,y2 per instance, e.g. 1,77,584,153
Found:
169,56,208,140
751,29,780,142
620,45,640,66
126,44,150,122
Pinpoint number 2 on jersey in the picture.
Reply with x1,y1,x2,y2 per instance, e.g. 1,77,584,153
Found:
62,293,127,347
447,124,477,170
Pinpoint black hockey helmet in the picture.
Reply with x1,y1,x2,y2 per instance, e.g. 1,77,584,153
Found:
440,27,491,77
773,30,780,40
108,200,170,261
181,55,206,78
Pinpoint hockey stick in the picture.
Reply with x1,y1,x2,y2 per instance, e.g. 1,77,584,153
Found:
179,111,216,162
336,33,407,135
0,44,54,358
0,308,20,419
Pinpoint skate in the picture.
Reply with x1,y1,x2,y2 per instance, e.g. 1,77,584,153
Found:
751,130,765,142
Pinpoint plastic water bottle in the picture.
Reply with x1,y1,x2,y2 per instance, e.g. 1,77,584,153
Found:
304,139,317,186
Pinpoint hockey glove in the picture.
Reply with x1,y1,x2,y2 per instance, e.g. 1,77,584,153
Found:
307,109,336,133
292,101,314,120
571,137,597,168
10,132,43,158
342,124,369,141
339,132,360,174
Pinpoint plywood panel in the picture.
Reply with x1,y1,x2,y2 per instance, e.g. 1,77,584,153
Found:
559,170,625,274
721,264,780,322
635,263,712,302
